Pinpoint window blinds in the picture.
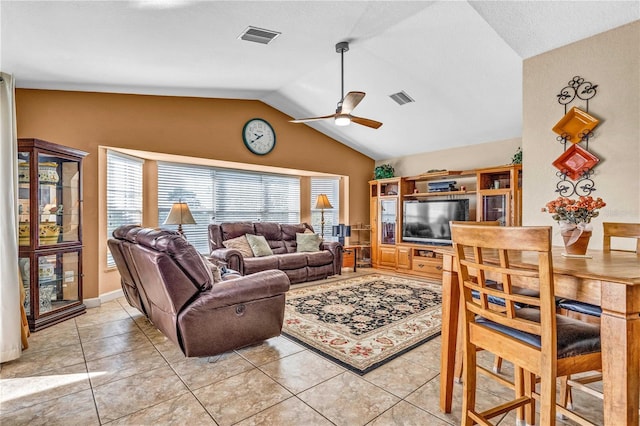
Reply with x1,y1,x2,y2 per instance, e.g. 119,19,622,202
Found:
310,177,340,239
106,151,143,267
157,162,300,254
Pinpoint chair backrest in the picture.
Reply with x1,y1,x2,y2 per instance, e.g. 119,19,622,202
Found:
602,222,640,253
450,224,556,359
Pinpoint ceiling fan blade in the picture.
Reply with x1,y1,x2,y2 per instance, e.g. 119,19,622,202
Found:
341,91,366,114
351,115,383,129
289,114,335,123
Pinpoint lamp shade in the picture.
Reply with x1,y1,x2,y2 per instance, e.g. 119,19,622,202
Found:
314,194,334,210
163,202,196,226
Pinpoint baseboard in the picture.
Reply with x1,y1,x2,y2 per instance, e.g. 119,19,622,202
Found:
84,289,124,309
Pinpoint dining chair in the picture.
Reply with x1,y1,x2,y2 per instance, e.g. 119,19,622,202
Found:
451,224,602,426
558,222,640,409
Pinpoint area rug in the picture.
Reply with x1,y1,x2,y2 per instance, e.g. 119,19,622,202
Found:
282,274,442,375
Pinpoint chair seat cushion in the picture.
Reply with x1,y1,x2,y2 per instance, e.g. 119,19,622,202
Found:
476,307,600,359
556,299,602,317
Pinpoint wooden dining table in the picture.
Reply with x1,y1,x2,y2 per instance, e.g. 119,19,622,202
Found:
437,246,640,425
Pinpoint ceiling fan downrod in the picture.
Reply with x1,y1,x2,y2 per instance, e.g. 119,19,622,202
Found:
336,41,349,109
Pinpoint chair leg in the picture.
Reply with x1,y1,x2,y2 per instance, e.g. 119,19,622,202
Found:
559,375,574,410
525,372,536,426
462,341,478,426
515,367,525,425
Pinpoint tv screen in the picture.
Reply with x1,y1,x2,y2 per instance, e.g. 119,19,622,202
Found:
402,199,469,244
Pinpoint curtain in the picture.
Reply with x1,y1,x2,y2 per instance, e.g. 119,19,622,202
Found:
0,72,22,362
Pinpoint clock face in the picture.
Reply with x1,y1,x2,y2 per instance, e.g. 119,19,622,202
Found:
242,119,276,155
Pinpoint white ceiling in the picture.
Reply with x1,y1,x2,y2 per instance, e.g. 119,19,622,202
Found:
1,1,638,160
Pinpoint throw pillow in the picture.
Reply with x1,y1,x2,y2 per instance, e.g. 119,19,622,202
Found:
296,232,321,252
199,253,222,284
246,234,274,257
223,235,254,258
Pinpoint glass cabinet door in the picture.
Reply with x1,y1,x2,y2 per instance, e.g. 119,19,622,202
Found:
19,250,81,318
37,153,81,246
380,199,397,244
18,152,31,246
482,194,508,226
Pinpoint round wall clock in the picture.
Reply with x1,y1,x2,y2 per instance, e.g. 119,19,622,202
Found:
242,118,276,155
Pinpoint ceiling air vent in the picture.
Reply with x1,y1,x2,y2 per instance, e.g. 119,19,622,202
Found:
238,26,281,45
389,91,415,106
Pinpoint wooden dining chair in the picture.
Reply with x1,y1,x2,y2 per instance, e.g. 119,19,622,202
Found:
559,222,640,409
451,224,602,426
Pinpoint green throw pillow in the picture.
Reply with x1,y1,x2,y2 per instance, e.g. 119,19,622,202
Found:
296,232,321,252
246,234,274,257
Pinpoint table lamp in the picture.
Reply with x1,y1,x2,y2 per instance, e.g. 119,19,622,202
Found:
163,201,196,235
314,194,333,239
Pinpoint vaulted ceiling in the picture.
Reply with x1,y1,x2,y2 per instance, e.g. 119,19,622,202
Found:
2,1,638,160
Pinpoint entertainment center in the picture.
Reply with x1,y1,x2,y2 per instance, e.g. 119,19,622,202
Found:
368,164,521,279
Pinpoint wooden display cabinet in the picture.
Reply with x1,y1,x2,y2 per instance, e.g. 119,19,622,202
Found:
18,138,88,331
476,165,522,226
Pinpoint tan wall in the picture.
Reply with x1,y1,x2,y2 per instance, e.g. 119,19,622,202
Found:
522,21,640,248
16,89,374,298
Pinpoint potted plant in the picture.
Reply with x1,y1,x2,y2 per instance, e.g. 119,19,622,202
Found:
542,195,606,255
374,164,394,179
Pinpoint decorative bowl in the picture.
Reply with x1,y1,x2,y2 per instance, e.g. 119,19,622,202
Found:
19,222,61,245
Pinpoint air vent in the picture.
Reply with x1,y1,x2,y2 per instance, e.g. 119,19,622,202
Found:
389,91,415,106
238,26,281,45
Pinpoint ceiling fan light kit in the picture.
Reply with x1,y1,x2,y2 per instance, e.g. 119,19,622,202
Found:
290,41,383,129
335,114,351,126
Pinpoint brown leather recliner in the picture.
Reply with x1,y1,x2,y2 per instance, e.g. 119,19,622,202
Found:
109,226,291,357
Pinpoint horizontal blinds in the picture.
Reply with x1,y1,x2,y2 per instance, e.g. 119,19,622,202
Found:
158,162,300,254
107,151,143,267
157,163,214,253
311,177,339,239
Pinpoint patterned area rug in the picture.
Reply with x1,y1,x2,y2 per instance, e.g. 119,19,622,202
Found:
282,274,442,375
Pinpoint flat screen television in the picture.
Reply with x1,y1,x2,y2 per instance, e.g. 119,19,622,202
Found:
402,199,469,245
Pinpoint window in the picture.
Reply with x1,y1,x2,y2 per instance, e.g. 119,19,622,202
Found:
311,177,340,239
106,151,143,267
158,162,300,253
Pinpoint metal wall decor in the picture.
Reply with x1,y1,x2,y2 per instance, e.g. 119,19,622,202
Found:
552,76,600,197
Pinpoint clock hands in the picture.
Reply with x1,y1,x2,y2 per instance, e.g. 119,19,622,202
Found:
250,133,264,144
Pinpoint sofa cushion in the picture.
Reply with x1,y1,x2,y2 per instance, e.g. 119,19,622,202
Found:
221,222,255,240
223,235,254,258
246,234,274,257
296,232,321,252
305,250,334,267
282,223,308,252
277,253,308,270
244,256,279,275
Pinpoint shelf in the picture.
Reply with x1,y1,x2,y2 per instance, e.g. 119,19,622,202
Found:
404,190,476,198
405,170,475,181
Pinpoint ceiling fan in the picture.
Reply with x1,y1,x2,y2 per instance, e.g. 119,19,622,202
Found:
290,41,383,129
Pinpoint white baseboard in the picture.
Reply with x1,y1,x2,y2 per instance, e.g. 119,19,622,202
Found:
84,289,125,309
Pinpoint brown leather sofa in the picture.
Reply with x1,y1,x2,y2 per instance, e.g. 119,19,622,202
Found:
208,222,343,284
108,225,290,357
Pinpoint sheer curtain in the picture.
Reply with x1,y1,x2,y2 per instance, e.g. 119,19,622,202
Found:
0,72,22,362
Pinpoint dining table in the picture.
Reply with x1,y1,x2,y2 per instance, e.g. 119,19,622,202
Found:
437,246,640,425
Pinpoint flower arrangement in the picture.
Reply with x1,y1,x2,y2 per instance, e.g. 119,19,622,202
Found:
543,195,606,225
374,164,394,179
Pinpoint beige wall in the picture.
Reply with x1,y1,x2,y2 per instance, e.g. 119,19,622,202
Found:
522,21,640,249
16,89,374,298
379,21,639,251
378,138,521,177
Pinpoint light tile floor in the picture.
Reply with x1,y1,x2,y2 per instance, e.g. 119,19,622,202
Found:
1,270,605,425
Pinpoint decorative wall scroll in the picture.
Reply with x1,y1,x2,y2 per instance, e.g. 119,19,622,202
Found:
552,76,600,196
